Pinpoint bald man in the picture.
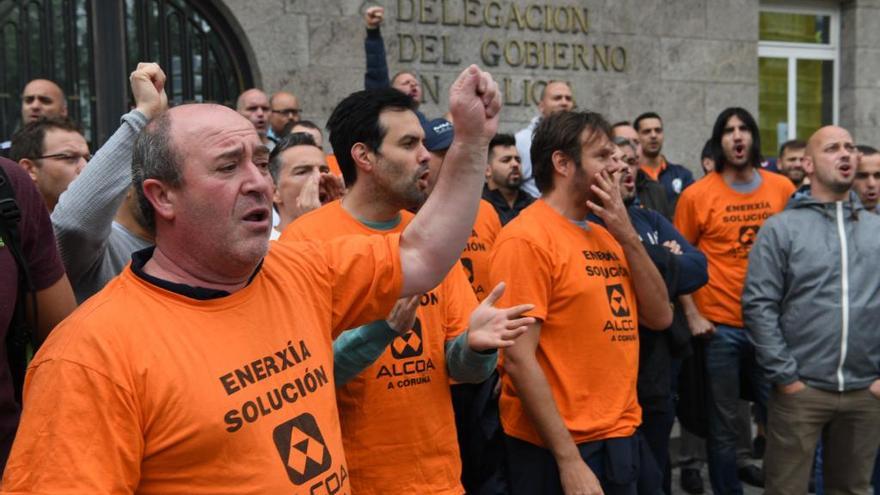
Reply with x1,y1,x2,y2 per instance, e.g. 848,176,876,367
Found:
267,91,301,143
236,88,271,146
2,79,68,155
744,125,880,494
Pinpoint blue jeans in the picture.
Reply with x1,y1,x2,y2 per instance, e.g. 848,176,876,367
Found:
704,324,769,495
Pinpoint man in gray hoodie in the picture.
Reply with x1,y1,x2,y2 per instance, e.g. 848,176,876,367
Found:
743,125,880,495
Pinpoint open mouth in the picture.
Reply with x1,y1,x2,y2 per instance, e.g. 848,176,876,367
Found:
734,144,746,158
839,163,852,176
243,208,270,223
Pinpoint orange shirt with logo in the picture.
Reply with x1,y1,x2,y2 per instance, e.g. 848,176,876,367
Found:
1,237,403,494
282,200,477,495
461,200,502,301
674,169,795,327
490,200,641,447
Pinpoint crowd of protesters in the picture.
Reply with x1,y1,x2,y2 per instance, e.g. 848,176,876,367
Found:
0,7,878,495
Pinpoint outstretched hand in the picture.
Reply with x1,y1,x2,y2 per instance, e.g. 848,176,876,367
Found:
130,62,168,120
448,65,502,146
467,282,535,352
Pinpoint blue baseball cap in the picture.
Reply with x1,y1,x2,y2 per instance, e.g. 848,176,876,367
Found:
422,118,454,152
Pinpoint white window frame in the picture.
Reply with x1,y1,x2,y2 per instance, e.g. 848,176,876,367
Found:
758,0,840,141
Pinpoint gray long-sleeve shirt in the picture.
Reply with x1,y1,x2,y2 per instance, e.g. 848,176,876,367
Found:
51,110,152,303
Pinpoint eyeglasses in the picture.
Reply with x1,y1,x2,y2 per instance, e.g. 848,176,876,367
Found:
33,152,91,164
272,108,302,118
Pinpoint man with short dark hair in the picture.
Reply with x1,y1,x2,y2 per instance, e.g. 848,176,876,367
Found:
613,136,672,219
236,88,271,146
283,83,529,494
2,79,69,156
854,145,880,213
10,117,89,212
2,65,504,493
514,81,574,198
267,91,301,144
493,110,672,494
778,139,807,188
634,112,694,206
267,132,342,237
744,126,880,494
482,133,533,225
701,138,716,175
674,107,795,495
612,121,641,158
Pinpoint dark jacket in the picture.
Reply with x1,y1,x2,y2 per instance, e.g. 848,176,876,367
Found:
364,28,427,124
636,170,674,220
481,184,535,226
652,160,695,207
590,204,708,412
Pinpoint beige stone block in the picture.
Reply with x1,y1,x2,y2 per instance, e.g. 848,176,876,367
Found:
661,38,756,83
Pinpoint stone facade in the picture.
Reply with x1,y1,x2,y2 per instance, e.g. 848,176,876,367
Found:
222,0,872,172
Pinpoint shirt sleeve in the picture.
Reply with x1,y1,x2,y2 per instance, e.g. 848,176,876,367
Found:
325,233,404,337
742,220,799,386
673,187,701,247
3,159,65,291
364,27,391,90
1,359,142,494
489,236,552,322
652,211,708,295
333,321,398,385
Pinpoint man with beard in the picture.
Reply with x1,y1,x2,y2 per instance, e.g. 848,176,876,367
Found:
744,126,880,494
492,110,673,494
483,133,534,225
854,145,880,213
674,107,795,495
600,143,708,494
777,140,807,188
634,112,694,206
282,87,533,495
613,136,673,219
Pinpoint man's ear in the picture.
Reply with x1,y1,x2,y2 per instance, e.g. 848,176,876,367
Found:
19,158,39,183
551,150,573,179
802,156,815,176
351,142,375,174
141,179,176,224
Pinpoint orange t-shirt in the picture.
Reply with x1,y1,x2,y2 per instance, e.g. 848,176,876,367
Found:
282,200,476,495
461,200,502,301
1,238,403,494
674,169,795,327
490,200,641,447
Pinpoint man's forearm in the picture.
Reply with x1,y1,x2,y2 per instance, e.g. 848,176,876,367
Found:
52,110,147,277
619,236,672,330
400,140,486,296
505,356,580,462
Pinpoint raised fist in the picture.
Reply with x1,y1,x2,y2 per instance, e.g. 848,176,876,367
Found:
448,65,501,146
365,6,384,29
130,62,168,120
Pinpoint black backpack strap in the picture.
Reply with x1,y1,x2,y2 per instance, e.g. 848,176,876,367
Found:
0,166,39,403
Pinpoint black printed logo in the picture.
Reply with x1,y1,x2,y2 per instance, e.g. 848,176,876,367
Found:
606,284,631,318
739,225,760,247
273,413,332,485
461,258,475,284
391,317,423,359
